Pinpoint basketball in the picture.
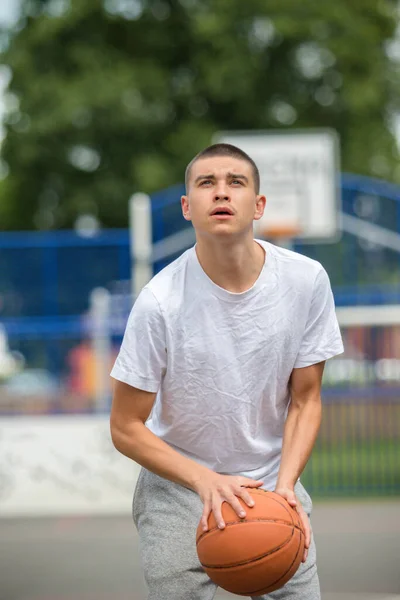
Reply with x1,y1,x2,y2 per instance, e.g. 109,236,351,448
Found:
196,488,305,596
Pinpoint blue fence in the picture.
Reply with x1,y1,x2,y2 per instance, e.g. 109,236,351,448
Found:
0,230,131,386
1,171,400,376
0,172,400,495
151,173,400,303
0,229,131,319
1,172,400,329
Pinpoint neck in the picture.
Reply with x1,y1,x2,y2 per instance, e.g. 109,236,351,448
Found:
195,233,265,293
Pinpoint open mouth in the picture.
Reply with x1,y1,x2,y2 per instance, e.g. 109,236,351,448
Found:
210,207,234,217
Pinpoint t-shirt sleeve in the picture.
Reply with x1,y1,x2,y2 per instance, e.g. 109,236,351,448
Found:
110,287,167,392
294,267,344,369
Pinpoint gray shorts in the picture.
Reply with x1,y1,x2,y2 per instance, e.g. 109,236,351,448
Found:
133,469,320,600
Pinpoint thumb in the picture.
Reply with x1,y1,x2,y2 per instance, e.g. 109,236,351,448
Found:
285,491,297,507
276,487,297,507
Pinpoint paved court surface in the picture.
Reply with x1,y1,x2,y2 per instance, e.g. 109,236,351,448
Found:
1,500,399,600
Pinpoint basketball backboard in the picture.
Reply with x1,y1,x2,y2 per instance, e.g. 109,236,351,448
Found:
214,129,341,242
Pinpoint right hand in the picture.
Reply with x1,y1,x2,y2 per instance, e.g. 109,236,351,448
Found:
193,471,264,532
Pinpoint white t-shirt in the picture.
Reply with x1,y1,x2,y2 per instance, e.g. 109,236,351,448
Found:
111,240,344,490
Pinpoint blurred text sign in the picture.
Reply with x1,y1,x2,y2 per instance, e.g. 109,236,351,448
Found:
214,129,341,242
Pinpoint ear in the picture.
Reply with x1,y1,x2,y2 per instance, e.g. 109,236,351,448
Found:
254,195,266,221
181,195,191,221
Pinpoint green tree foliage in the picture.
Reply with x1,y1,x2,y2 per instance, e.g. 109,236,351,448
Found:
0,0,399,229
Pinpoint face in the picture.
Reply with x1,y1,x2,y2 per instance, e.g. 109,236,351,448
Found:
181,156,266,239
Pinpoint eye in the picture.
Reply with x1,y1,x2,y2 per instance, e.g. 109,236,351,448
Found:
231,179,243,185
199,179,212,186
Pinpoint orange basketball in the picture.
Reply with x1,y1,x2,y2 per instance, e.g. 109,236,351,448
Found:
196,488,305,596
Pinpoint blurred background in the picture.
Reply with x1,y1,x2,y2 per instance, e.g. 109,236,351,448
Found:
0,1,399,599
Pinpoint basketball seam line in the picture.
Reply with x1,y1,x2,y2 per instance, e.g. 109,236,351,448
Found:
200,527,304,570
244,491,297,525
236,529,304,596
197,519,303,544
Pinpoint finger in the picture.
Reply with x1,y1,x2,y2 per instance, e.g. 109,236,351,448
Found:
236,488,255,508
301,514,311,548
302,547,309,563
297,505,311,548
212,498,226,530
224,492,247,519
201,501,211,532
240,477,264,488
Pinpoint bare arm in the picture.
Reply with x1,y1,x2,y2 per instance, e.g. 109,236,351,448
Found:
275,361,325,561
110,379,262,528
276,361,324,490
110,379,208,490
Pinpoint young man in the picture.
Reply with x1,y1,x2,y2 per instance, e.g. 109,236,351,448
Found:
110,143,344,600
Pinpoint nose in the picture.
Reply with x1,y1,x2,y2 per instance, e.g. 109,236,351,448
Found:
213,182,230,202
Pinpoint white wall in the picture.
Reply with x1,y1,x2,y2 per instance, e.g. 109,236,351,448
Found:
0,415,140,517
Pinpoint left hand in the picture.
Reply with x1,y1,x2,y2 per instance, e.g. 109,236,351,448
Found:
274,486,310,563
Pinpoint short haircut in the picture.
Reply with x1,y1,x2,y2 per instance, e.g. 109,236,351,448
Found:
185,143,260,194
